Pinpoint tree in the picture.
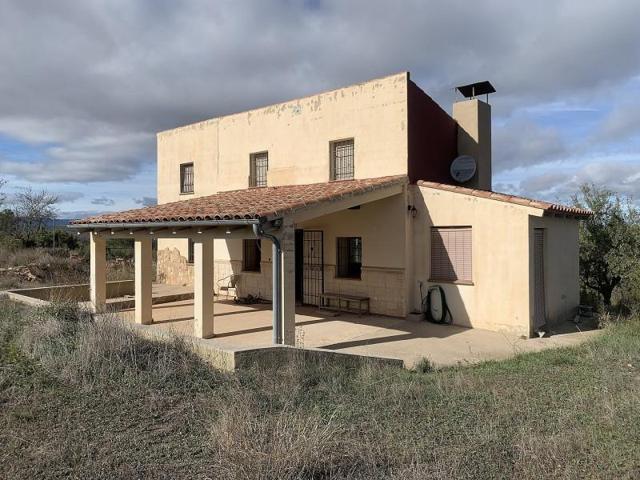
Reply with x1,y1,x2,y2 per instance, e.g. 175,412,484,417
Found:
0,178,7,209
573,184,640,307
0,179,18,236
13,187,59,240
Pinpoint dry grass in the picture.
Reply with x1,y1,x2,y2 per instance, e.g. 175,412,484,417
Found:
0,246,137,290
1,299,639,479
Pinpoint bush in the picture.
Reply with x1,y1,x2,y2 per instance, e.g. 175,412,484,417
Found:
30,229,79,250
414,357,434,373
0,233,22,250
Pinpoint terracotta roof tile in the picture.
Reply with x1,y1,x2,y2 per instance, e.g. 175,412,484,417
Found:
71,175,407,225
417,181,592,218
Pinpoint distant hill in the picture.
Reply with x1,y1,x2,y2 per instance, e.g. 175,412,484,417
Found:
43,218,74,229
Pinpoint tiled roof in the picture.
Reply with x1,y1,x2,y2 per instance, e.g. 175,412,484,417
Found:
71,175,407,225
418,181,592,218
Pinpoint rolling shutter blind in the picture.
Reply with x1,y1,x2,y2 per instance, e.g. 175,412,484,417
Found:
533,228,546,328
430,227,472,283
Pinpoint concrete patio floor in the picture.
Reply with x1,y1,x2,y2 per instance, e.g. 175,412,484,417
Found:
117,297,601,368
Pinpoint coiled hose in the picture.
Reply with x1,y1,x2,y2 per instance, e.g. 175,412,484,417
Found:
420,282,453,324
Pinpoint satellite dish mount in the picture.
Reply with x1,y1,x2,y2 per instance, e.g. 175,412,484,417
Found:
450,155,477,183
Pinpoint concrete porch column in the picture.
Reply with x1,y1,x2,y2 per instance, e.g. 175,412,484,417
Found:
135,236,153,325
193,237,214,339
89,232,106,312
280,220,296,346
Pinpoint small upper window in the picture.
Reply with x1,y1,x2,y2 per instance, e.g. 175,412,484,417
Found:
336,237,362,279
249,152,268,188
180,163,194,194
187,238,194,264
430,227,472,283
243,239,262,272
331,139,354,181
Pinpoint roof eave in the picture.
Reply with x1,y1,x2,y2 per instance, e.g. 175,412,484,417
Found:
67,218,263,230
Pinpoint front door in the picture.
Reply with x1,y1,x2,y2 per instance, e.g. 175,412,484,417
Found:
533,228,546,331
300,230,323,306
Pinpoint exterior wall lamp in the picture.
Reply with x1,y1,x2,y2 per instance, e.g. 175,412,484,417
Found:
407,205,417,218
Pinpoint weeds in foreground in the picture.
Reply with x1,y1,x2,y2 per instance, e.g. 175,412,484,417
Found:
1,299,639,479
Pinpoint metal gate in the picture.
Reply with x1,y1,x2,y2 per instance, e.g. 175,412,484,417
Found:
533,228,546,331
302,230,324,305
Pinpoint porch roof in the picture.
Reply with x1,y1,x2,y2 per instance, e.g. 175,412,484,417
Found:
418,181,592,218
70,175,407,226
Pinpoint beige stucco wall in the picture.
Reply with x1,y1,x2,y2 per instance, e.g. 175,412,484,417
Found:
157,237,274,300
157,194,408,317
156,72,410,287
298,193,408,316
157,72,409,204
412,185,580,337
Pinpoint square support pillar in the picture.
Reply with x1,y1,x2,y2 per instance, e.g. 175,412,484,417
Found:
135,236,153,325
280,220,296,346
193,238,214,339
89,232,106,312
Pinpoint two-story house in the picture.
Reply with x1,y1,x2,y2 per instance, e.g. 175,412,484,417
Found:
71,72,590,344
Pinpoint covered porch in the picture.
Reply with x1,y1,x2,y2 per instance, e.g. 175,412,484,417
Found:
69,176,407,346
115,295,598,368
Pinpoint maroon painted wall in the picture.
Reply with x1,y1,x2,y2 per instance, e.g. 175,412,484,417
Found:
407,80,458,184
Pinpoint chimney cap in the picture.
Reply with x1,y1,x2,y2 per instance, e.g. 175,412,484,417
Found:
455,81,496,99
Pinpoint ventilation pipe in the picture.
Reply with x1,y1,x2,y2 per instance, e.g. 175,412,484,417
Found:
253,222,282,344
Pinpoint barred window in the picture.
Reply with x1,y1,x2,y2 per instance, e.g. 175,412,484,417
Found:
249,152,268,187
243,239,261,272
430,227,472,283
187,239,194,264
180,163,194,194
336,237,361,279
331,139,354,180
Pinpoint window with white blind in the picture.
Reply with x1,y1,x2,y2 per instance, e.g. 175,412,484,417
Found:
430,227,472,283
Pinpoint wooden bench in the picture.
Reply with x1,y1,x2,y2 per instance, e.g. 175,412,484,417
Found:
319,292,370,316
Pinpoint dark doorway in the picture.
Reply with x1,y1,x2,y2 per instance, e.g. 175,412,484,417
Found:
533,228,546,331
295,230,304,303
295,230,324,305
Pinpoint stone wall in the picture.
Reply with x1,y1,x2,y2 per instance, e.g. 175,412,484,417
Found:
157,247,193,286
158,247,406,317
324,265,406,317
157,247,273,299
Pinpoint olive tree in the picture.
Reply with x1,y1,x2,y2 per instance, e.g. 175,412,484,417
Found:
573,184,640,307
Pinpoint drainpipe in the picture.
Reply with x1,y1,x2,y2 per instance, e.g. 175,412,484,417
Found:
253,223,282,345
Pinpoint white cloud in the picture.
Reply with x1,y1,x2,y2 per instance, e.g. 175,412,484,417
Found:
513,155,640,202
592,101,640,145
493,119,567,172
91,196,116,206
0,0,638,198
134,196,156,207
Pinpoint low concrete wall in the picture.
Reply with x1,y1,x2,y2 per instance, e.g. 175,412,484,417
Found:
4,280,135,305
233,345,405,370
123,318,404,371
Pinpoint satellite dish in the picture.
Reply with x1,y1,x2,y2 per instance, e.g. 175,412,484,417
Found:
450,155,477,183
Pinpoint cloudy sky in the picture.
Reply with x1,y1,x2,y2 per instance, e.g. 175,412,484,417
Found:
0,0,639,218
